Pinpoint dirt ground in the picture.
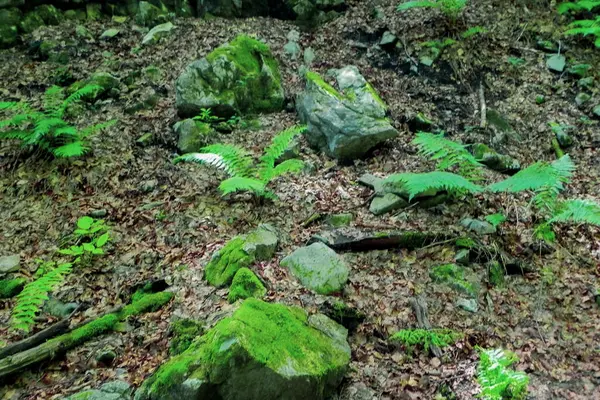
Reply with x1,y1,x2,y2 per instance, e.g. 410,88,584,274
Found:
1,0,599,398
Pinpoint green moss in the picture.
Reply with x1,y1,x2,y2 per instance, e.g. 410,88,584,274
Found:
326,213,354,227
0,277,26,299
365,82,387,109
204,236,255,287
69,314,119,345
430,264,478,297
170,319,204,355
141,299,349,397
455,237,476,249
228,267,267,303
391,328,463,353
306,71,343,99
488,261,505,287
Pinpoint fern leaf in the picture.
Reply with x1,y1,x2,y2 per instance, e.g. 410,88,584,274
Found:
477,347,529,400
11,263,73,332
52,125,78,138
52,141,88,158
0,101,20,111
397,1,437,11
0,129,30,140
79,119,116,138
386,171,483,200
174,152,233,175
200,144,254,177
43,86,65,117
218,177,266,196
412,132,482,179
58,85,103,117
270,159,304,180
549,199,600,226
259,125,306,171
488,155,574,193
27,118,69,145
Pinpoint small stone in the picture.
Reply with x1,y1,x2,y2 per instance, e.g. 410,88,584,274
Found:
379,31,397,47
326,213,354,227
0,254,20,275
430,357,442,368
456,298,478,313
454,249,470,265
242,224,278,261
44,297,78,318
142,22,174,45
89,209,107,218
283,40,301,60
286,29,300,42
575,92,591,107
369,193,408,216
578,77,595,89
75,25,92,39
593,104,600,118
95,348,117,366
546,54,566,73
303,47,316,66
461,218,496,235
140,179,158,192
100,28,120,40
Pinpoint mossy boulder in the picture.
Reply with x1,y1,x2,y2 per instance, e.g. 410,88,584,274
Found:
63,380,132,400
134,299,351,400
0,0,23,8
0,23,17,48
175,35,284,118
430,263,479,298
0,277,25,298
204,225,278,287
69,72,121,100
0,7,20,26
136,1,170,27
280,242,349,295
170,319,204,355
297,66,397,161
472,143,520,174
174,119,214,153
86,3,103,21
34,4,61,25
228,267,266,303
19,11,45,34
0,254,20,275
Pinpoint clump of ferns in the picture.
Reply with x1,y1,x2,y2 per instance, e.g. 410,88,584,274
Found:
174,125,306,202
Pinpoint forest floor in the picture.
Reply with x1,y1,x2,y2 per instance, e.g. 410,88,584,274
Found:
1,0,599,399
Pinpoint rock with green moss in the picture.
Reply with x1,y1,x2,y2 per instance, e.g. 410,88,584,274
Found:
472,143,520,174
369,193,408,215
487,261,505,287
0,22,17,48
136,1,170,27
205,225,278,287
64,9,87,21
86,3,103,21
174,119,214,153
326,213,354,227
430,263,479,298
142,21,175,45
134,299,350,400
19,11,45,34
297,66,397,161
169,319,204,356
63,380,132,400
0,7,20,26
280,242,348,295
285,0,345,28
69,72,121,100
228,267,266,303
0,277,25,298
0,0,23,8
34,4,61,25
175,35,284,118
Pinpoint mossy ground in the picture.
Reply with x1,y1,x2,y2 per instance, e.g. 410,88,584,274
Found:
430,263,478,298
227,267,266,303
169,319,204,355
204,236,255,287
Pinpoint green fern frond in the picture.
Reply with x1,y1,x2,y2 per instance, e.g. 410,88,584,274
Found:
11,262,73,332
174,149,249,178
271,159,305,180
412,132,483,179
52,125,78,138
391,328,463,353
549,199,600,226
201,144,254,177
43,86,64,116
52,141,88,158
461,26,488,39
59,85,102,117
79,119,116,138
477,347,529,400
0,129,30,140
485,213,506,228
27,118,69,145
259,125,306,173
558,0,600,13
0,101,20,111
397,1,437,11
218,177,266,196
387,171,483,200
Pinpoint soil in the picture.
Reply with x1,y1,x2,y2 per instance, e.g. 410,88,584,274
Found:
0,0,599,399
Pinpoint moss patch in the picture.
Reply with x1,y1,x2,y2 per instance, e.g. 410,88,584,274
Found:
306,71,343,99
204,236,255,287
430,263,478,298
228,267,266,303
170,319,204,355
0,277,26,299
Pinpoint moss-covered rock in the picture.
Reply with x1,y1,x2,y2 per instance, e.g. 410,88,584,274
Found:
174,119,213,153
136,0,170,27
64,9,87,21
142,21,175,45
472,143,520,174
430,263,479,298
134,299,350,400
242,223,278,261
0,7,20,27
0,23,17,48
170,319,204,356
204,237,255,287
0,277,25,298
326,213,354,227
86,3,103,21
176,35,284,118
280,242,348,295
228,267,266,303
34,4,61,25
19,11,45,34
63,380,132,400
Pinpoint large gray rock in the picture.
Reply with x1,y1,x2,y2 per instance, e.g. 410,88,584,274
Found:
280,242,348,295
135,299,350,400
175,35,284,118
63,380,132,400
296,66,398,161
0,254,20,276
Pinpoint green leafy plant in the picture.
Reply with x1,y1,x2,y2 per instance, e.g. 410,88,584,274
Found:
385,171,483,200
58,216,110,262
0,85,115,158
193,107,221,123
391,328,463,353
507,57,526,67
485,213,506,228
461,26,488,39
174,125,306,199
477,348,529,400
558,1,600,47
11,261,72,332
397,0,467,20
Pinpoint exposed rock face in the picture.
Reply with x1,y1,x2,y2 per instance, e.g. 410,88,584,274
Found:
134,299,351,400
280,242,348,295
296,66,398,162
175,35,284,118
63,380,132,400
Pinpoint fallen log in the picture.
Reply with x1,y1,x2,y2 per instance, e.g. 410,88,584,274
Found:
0,291,173,379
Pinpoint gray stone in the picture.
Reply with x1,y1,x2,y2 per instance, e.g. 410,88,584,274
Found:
379,31,397,47
134,299,350,400
286,29,300,42
100,28,120,40
90,209,108,218
44,297,78,318
283,40,301,60
472,143,520,173
242,224,278,261
303,47,316,66
576,92,591,107
454,249,470,265
546,54,566,73
369,193,408,215
461,218,496,235
297,66,398,161
280,242,349,295
140,179,158,192
593,104,600,118
174,119,212,154
456,298,478,313
340,382,377,400
0,254,20,275
63,380,131,400
142,22,174,45
175,35,284,118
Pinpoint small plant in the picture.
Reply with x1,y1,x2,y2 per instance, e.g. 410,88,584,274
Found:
461,26,488,39
507,57,526,67
174,125,306,199
477,348,529,400
412,132,482,179
391,328,463,354
558,1,600,47
58,216,110,263
485,213,506,228
397,0,467,21
193,108,221,123
0,85,115,158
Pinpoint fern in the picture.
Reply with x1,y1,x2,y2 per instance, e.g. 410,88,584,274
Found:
397,0,467,19
461,26,488,39
391,328,463,353
174,125,305,199
11,262,73,332
549,199,600,226
0,85,113,158
558,0,600,14
559,1,600,47
485,213,506,228
412,132,483,180
477,348,529,400
386,171,483,200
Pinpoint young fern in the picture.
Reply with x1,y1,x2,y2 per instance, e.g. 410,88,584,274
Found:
558,1,600,47
386,171,483,200
548,199,600,226
11,262,73,332
174,125,306,199
477,348,529,400
397,0,467,20
391,328,463,354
